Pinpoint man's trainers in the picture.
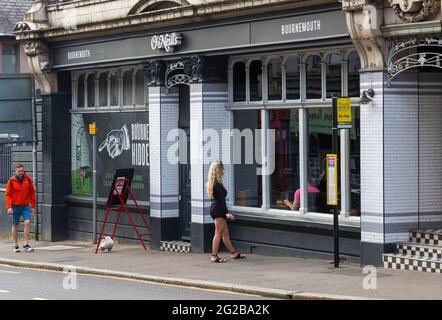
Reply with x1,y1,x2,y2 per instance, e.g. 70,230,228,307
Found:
13,246,20,253
23,244,34,252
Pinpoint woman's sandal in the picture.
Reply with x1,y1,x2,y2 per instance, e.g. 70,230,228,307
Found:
211,255,227,263
230,251,245,259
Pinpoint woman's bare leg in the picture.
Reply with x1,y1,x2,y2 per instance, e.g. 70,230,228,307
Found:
221,221,236,255
211,218,224,257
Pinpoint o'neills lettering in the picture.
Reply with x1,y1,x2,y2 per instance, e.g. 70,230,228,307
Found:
67,49,91,60
281,20,321,36
151,32,182,53
131,123,149,167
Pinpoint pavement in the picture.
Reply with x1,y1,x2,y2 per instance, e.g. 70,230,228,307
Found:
0,239,440,300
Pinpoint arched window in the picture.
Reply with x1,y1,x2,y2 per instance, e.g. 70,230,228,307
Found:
250,60,262,102
87,74,95,107
135,69,145,106
233,62,246,102
267,58,282,101
326,53,342,99
286,56,300,100
77,75,85,108
306,55,322,100
123,70,133,106
110,73,119,106
348,52,361,98
98,73,108,107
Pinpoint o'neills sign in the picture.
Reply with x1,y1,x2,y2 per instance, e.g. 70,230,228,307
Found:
151,32,182,53
281,20,321,36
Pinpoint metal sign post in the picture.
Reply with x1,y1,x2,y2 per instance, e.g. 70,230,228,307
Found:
89,123,97,244
330,96,353,268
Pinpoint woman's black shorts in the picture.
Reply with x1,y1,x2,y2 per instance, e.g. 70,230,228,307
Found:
210,203,227,220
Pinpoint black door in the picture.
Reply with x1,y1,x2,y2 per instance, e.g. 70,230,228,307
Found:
179,86,191,240
179,128,191,240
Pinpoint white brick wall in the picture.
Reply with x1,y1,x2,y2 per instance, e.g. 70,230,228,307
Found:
418,75,442,227
190,83,229,225
360,71,384,244
148,86,179,219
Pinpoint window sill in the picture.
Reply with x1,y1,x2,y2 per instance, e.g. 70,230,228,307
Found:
70,106,148,113
65,194,150,210
230,205,360,232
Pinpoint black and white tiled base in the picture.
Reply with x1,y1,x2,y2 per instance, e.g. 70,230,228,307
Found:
383,230,442,274
397,243,442,260
383,254,442,273
160,241,191,253
410,230,442,246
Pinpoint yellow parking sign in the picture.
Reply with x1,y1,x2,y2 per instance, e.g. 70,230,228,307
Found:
89,123,96,135
337,97,352,129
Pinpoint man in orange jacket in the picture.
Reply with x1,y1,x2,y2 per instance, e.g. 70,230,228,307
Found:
4,163,36,253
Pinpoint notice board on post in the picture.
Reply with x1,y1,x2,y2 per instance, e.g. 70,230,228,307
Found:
107,168,135,207
326,154,338,206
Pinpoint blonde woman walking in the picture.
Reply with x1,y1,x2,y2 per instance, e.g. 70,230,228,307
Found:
207,160,245,263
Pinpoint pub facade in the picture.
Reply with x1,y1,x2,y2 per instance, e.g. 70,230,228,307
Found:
11,0,442,268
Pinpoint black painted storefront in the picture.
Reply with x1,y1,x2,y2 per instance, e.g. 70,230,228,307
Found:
39,5,361,259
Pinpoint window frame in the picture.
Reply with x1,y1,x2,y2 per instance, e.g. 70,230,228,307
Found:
228,47,361,223
71,65,148,113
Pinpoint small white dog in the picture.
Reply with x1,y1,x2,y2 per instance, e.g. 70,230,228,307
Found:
99,236,114,252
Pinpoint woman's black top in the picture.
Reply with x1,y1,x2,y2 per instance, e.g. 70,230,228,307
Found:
210,181,228,220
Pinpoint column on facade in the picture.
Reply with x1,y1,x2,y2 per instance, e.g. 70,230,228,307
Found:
359,71,386,266
148,85,180,249
190,82,229,253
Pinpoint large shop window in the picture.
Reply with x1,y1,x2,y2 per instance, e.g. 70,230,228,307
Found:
267,58,283,101
270,109,300,210
250,60,263,102
307,107,333,214
233,62,246,102
306,55,322,100
326,54,342,98
348,52,361,98
286,57,300,100
234,110,263,208
350,108,361,216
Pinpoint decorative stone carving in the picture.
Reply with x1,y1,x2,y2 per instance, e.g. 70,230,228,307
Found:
142,60,166,86
389,0,441,23
13,0,56,92
342,0,386,71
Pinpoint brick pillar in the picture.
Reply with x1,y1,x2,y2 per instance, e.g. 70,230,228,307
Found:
190,83,229,253
359,71,386,266
148,86,180,249
40,93,71,241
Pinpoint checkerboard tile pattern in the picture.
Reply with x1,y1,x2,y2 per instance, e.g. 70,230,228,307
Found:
383,230,442,274
397,243,442,260
160,241,191,253
383,254,442,273
410,230,442,246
